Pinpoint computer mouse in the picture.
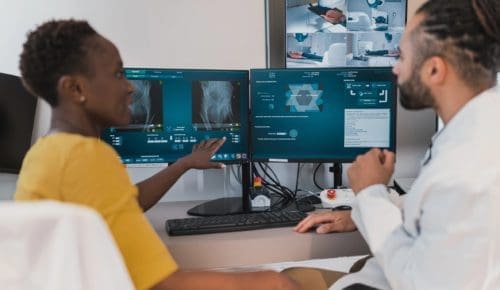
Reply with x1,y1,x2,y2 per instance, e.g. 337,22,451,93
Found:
331,205,352,211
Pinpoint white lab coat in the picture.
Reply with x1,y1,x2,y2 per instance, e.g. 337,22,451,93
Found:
331,85,500,290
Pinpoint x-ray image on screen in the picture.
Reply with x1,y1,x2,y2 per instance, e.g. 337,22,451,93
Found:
192,80,241,131
285,83,324,112
119,79,163,132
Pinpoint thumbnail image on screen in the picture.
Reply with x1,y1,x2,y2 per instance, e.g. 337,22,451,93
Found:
102,68,249,165
115,79,164,132
250,67,397,162
192,80,241,131
286,0,407,68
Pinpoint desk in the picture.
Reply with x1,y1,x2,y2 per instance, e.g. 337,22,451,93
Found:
146,201,370,270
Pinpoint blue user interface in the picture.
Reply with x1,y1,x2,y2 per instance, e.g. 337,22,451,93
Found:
250,67,397,162
102,68,249,164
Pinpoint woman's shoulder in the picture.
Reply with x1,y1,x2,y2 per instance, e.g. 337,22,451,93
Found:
37,132,112,153
27,132,119,166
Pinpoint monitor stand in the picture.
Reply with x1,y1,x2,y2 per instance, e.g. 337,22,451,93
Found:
329,162,343,188
187,162,252,217
187,196,245,216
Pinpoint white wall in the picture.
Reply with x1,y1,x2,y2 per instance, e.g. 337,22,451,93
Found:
0,0,267,201
0,0,434,201
0,0,267,140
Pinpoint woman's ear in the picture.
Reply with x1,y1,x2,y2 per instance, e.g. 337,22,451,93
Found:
56,75,84,104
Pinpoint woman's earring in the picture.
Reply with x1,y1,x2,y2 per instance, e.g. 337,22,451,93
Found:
79,95,86,103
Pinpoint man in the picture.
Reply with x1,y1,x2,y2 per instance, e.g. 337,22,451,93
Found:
296,0,499,289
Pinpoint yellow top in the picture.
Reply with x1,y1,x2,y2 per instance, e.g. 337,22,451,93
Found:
15,133,178,290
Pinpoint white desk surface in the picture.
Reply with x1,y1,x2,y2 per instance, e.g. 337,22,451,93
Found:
146,201,370,270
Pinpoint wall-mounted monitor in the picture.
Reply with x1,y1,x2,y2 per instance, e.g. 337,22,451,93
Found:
102,68,250,165
250,67,397,162
0,72,37,173
266,0,407,68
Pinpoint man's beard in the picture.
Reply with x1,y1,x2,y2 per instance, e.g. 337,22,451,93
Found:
398,70,434,110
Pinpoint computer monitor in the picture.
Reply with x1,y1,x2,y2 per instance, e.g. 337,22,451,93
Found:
0,72,37,173
286,0,407,68
102,68,250,165
266,0,407,68
250,67,397,163
101,68,252,216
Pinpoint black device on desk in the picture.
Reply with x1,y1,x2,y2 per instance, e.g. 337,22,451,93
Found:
166,210,307,236
0,73,38,173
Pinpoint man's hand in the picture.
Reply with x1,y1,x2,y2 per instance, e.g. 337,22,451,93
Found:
180,137,226,170
347,148,395,194
294,211,356,234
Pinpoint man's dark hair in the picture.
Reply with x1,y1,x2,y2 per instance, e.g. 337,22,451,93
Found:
413,0,499,87
19,19,98,107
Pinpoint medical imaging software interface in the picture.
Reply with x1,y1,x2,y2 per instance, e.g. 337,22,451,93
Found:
102,68,249,164
251,68,396,161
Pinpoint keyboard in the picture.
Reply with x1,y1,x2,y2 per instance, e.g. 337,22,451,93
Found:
165,210,307,236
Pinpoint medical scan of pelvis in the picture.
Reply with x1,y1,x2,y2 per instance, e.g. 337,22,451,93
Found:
108,79,161,132
198,81,235,130
129,80,153,124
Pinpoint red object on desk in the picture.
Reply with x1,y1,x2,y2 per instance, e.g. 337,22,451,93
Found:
253,176,263,188
326,189,337,200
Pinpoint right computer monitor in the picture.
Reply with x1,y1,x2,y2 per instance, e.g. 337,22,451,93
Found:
250,67,397,162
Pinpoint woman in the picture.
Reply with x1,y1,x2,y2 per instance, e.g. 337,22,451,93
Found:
15,19,300,290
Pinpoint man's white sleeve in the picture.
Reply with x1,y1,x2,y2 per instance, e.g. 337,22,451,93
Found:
351,183,493,290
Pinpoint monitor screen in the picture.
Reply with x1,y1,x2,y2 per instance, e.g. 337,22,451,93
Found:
102,68,250,164
250,67,397,162
285,0,407,68
0,73,37,173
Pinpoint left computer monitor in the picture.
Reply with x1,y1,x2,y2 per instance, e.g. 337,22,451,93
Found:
102,68,250,165
0,72,37,173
